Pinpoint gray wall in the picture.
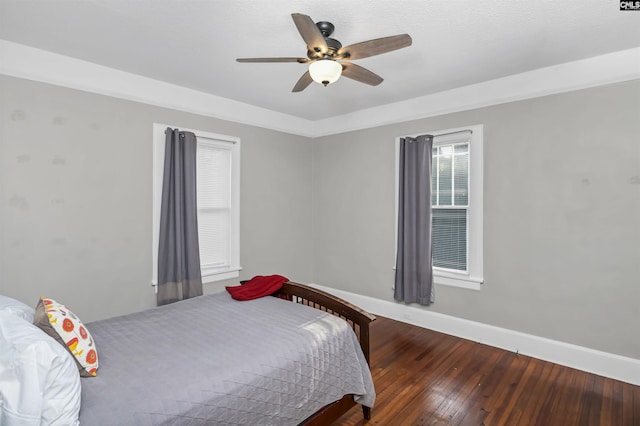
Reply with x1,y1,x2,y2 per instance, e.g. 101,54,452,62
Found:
313,79,640,359
0,75,313,322
2,74,638,360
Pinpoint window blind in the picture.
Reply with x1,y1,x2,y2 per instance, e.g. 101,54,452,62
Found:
432,142,469,272
196,141,232,271
432,209,467,270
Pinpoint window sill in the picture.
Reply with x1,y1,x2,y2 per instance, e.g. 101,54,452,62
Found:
202,267,242,284
434,272,483,291
391,266,483,291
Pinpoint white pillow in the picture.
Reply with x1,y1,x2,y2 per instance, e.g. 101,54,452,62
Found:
0,295,35,322
0,311,81,426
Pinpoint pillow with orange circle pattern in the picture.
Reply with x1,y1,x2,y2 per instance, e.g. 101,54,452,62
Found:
34,297,98,377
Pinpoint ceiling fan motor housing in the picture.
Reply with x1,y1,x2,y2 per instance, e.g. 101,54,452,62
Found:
309,38,342,59
308,21,343,59
324,37,342,54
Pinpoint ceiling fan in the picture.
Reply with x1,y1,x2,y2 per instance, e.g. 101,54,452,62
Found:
236,13,412,92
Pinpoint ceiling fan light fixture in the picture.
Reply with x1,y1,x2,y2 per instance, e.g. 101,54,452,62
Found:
309,59,342,86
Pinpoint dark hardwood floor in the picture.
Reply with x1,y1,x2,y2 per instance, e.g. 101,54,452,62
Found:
334,317,640,426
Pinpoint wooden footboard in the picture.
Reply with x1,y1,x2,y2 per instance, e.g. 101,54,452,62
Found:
272,281,376,424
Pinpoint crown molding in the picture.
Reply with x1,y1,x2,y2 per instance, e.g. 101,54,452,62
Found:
312,47,640,137
0,40,315,137
1,39,638,138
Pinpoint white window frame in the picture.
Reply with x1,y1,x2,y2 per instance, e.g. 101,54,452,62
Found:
395,124,483,291
152,123,241,288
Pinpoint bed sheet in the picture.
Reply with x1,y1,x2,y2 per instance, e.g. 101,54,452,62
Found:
79,291,375,425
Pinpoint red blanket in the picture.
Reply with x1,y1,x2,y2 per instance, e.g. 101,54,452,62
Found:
225,275,289,301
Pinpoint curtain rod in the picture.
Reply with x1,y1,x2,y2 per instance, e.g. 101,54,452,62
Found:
196,135,238,144
434,129,473,138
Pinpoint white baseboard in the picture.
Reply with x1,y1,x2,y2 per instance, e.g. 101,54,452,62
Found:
310,283,640,386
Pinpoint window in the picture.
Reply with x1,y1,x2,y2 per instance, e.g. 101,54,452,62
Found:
432,142,469,272
395,124,483,290
152,123,241,286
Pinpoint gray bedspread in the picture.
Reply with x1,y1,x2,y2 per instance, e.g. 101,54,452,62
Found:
79,291,375,425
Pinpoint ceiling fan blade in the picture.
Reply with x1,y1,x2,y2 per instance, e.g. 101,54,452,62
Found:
236,57,309,63
292,71,314,92
291,13,328,54
341,62,384,86
338,34,412,60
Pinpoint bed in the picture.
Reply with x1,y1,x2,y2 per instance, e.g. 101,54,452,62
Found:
1,282,375,425
76,281,376,425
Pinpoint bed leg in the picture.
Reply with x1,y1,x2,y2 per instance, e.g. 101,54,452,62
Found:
363,405,371,420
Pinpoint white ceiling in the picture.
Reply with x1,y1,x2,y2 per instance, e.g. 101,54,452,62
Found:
1,0,639,121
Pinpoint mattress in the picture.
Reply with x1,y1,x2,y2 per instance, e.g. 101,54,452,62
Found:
79,291,375,425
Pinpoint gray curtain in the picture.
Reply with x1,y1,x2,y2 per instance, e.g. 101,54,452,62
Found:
157,128,203,306
394,134,434,305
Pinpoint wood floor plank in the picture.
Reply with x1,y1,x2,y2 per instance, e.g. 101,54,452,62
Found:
478,355,531,424
456,350,516,426
427,344,503,424
505,357,558,425
525,363,564,425
333,316,639,426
